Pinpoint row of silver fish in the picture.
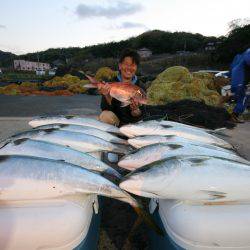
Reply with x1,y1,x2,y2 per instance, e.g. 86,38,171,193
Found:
0,116,163,235
118,120,250,204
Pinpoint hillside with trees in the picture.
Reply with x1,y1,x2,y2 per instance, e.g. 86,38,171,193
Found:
1,23,249,73
13,30,219,66
0,50,16,68
216,23,250,62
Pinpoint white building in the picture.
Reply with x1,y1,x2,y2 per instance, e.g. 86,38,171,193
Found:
14,60,51,71
137,48,152,59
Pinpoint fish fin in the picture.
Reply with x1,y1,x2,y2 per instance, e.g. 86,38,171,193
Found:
0,139,11,149
167,144,183,150
121,102,130,107
189,157,210,164
13,138,29,145
208,130,230,138
84,84,98,89
58,124,69,128
116,193,164,235
43,128,58,133
200,190,227,200
104,168,122,179
214,127,227,132
65,115,75,119
131,199,164,236
78,70,85,75
203,201,237,206
0,155,10,162
85,74,98,84
165,135,176,139
161,124,173,129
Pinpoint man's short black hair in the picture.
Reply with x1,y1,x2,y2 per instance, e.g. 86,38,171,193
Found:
119,48,140,66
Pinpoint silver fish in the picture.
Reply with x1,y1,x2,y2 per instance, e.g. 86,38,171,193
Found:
0,138,121,178
2,129,128,154
118,143,249,171
128,135,232,150
120,121,232,149
34,123,127,145
29,115,121,135
120,156,250,202
0,155,163,235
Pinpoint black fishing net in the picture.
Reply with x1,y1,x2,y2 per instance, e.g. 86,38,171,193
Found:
141,100,236,130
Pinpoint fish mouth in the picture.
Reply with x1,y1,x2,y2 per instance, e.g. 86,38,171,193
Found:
119,126,135,138
119,179,159,198
117,158,134,171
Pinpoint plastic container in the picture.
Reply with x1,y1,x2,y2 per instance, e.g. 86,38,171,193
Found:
0,194,100,250
149,199,250,250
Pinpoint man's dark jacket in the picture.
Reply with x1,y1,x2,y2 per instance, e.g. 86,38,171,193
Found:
100,76,142,125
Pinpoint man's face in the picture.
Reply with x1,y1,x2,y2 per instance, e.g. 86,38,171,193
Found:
119,56,137,82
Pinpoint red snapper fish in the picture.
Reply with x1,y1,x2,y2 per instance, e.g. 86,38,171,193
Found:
85,75,147,106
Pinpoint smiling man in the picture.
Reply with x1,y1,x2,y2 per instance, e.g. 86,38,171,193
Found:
99,48,142,126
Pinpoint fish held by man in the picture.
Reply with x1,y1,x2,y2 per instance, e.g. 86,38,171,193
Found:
0,155,163,235
119,155,250,203
85,74,147,106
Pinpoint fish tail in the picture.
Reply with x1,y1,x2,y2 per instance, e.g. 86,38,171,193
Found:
113,189,164,235
105,167,122,179
131,198,164,236
85,74,98,84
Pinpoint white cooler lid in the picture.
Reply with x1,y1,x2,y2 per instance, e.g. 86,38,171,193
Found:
158,199,250,250
0,194,96,250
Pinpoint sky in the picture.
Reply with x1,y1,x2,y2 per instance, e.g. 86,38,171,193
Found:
0,0,249,55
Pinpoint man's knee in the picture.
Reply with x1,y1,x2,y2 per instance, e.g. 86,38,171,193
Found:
99,110,120,126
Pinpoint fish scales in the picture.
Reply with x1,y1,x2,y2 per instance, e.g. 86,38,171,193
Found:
0,155,163,235
1,129,127,154
120,156,250,202
29,116,121,134
120,120,232,149
34,124,127,145
0,138,121,178
118,142,248,171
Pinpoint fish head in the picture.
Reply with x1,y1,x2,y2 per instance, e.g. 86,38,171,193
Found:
127,137,145,148
120,120,159,137
119,124,136,137
119,158,181,198
118,148,140,170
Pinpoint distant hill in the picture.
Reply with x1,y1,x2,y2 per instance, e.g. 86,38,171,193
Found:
1,25,249,69
0,50,17,68
15,30,218,67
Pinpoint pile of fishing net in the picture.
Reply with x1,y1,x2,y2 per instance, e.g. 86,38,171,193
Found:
0,74,89,96
141,100,235,129
42,74,88,94
0,84,21,95
147,66,225,107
